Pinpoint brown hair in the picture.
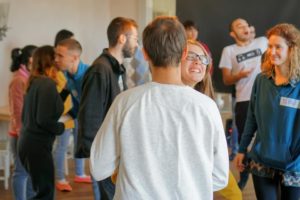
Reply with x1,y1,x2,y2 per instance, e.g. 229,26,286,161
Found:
187,40,215,99
143,16,187,67
262,23,300,81
107,17,138,47
27,45,56,91
57,38,82,55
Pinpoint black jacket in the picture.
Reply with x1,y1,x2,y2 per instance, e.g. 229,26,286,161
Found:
19,77,64,146
76,49,127,158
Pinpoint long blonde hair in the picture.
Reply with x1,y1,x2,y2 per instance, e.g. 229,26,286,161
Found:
262,23,300,82
187,39,215,99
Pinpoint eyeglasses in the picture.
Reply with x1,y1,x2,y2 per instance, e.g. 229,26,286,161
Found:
126,34,139,43
186,51,210,65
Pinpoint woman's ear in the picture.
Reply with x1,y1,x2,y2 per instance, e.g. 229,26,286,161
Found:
181,45,188,61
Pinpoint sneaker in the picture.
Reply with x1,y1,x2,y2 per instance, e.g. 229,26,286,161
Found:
74,175,92,183
56,182,72,192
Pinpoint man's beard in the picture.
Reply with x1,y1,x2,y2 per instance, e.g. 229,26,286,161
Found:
122,41,136,58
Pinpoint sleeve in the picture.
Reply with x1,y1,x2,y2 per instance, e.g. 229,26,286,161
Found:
211,103,229,191
36,80,65,136
9,79,25,136
90,98,121,181
76,69,108,158
238,76,259,153
218,47,232,70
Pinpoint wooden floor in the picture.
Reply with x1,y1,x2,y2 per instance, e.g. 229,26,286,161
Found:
0,159,256,200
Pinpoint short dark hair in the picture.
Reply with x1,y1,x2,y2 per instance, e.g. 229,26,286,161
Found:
10,45,37,72
56,38,82,55
54,29,74,47
229,18,248,32
143,16,187,67
107,17,138,47
183,20,197,30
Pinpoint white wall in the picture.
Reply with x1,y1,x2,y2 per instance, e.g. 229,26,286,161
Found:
0,0,151,106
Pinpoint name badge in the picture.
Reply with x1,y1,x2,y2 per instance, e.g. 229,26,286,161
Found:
280,97,300,109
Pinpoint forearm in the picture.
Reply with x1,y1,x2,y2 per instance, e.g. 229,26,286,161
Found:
223,72,243,85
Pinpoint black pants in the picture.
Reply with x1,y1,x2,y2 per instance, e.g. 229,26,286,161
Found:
18,137,55,200
235,101,249,143
252,174,300,200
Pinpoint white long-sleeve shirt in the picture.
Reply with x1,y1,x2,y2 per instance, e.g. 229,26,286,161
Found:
90,82,229,200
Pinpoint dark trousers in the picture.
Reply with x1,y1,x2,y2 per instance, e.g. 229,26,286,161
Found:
235,101,250,188
235,101,249,143
97,177,116,200
18,137,55,200
252,174,300,200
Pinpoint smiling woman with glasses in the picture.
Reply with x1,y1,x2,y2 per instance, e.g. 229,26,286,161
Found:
181,39,214,98
181,39,243,200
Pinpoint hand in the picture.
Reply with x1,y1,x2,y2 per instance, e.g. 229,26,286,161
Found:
234,153,246,172
238,67,254,78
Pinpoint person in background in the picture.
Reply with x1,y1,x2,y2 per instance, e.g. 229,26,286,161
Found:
76,17,138,199
181,39,242,200
8,45,37,200
53,31,92,193
235,23,300,200
183,20,214,74
249,25,256,41
54,29,74,47
219,18,268,190
18,45,65,200
90,16,228,199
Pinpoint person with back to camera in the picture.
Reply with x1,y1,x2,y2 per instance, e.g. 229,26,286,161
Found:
8,45,37,200
90,16,229,200
18,46,65,200
235,23,300,200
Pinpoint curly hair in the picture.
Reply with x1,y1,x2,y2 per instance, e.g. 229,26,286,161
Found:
262,23,300,81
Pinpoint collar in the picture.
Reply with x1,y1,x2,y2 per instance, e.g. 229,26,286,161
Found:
269,68,297,87
101,48,126,75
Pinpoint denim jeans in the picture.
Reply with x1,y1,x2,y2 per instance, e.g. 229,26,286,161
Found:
10,136,35,200
53,126,85,180
230,97,239,154
230,122,239,154
92,176,101,200
97,177,115,200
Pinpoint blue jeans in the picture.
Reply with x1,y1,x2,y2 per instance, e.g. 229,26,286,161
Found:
230,97,239,154
92,176,101,200
10,136,35,200
97,177,115,200
53,126,85,180
230,122,239,154
91,176,115,200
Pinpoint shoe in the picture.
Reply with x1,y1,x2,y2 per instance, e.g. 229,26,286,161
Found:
74,175,92,183
238,171,249,190
56,182,72,192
